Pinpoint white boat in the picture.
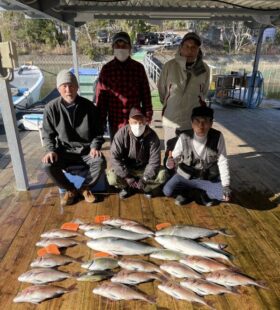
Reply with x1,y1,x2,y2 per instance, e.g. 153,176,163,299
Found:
9,65,44,109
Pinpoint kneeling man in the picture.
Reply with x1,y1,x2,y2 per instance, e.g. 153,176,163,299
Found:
163,105,231,206
108,107,167,199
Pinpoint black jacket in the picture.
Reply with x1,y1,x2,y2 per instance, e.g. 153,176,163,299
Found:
42,95,104,154
110,125,161,180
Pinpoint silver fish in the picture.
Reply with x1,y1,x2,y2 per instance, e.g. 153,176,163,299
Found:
13,284,75,304
93,282,155,303
81,257,119,271
40,229,82,238
155,236,233,262
102,218,140,227
155,225,232,239
111,269,163,285
205,270,266,288
36,238,82,248
120,224,154,235
30,254,82,268
87,237,158,256
118,257,162,273
77,270,114,282
180,256,234,273
160,261,201,279
180,278,237,296
200,241,228,250
158,281,214,309
79,223,110,231
18,268,72,284
85,226,150,240
150,249,186,261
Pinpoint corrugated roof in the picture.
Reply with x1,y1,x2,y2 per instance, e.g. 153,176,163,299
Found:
1,1,280,26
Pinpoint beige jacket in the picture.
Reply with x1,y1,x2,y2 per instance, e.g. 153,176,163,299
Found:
158,52,210,130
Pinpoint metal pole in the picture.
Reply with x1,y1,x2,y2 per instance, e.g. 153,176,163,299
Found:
70,26,80,86
247,26,266,108
0,79,29,190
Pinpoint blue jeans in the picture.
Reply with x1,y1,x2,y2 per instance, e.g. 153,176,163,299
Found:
163,173,223,201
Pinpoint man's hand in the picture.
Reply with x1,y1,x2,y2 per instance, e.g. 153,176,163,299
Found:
42,152,58,164
136,178,146,190
166,151,175,169
90,148,102,158
125,177,138,189
222,186,232,202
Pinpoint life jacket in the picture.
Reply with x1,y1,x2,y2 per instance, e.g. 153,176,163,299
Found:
177,128,221,181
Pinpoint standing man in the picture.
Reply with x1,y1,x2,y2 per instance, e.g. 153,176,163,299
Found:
42,69,106,205
96,31,153,140
107,107,167,199
158,32,210,146
163,105,231,206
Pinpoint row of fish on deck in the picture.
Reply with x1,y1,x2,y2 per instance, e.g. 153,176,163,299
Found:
14,218,266,308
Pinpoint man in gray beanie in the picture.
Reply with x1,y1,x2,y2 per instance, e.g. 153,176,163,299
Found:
41,69,106,205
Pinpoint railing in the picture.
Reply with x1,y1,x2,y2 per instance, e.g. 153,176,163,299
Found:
143,53,161,86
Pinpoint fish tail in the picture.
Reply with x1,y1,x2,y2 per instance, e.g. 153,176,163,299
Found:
144,294,156,304
218,228,234,237
65,283,77,292
71,271,82,278
255,280,268,289
229,287,240,295
74,256,84,263
205,300,216,310
157,272,170,282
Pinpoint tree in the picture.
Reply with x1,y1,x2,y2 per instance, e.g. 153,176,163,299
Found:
222,21,252,54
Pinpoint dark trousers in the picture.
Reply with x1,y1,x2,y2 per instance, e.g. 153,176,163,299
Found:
163,173,223,201
43,152,106,191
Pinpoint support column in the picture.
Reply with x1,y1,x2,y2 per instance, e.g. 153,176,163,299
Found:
0,79,29,190
70,26,80,86
247,26,266,108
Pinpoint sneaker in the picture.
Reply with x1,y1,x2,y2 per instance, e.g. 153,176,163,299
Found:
175,195,191,206
80,187,96,203
119,188,130,199
61,189,79,205
144,192,153,199
198,191,214,207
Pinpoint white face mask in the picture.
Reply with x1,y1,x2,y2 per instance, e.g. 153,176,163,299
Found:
130,124,146,137
114,49,130,62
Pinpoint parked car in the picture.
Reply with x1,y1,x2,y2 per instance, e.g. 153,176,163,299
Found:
97,30,109,43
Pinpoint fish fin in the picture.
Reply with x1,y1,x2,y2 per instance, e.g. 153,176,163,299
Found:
218,228,234,237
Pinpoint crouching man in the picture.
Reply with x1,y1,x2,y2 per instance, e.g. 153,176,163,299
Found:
42,69,106,205
107,107,168,199
163,105,232,206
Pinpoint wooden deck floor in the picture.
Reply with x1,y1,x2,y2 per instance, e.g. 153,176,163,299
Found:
0,105,279,310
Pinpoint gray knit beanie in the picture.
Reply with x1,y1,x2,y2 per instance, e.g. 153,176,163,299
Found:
56,70,78,88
